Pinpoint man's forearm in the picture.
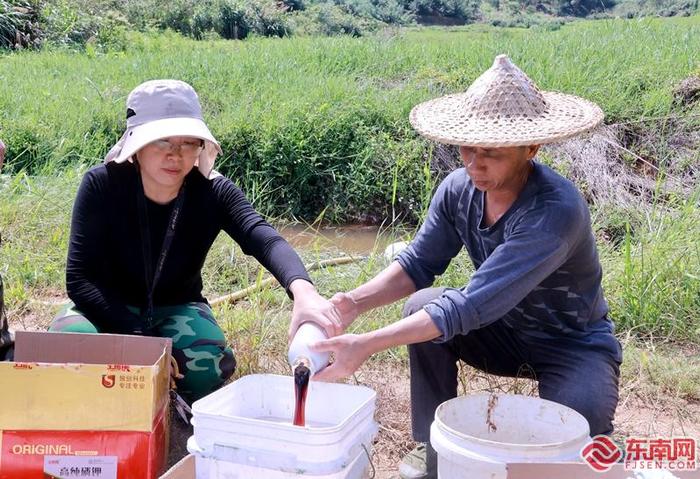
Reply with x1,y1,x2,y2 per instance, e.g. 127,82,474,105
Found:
362,309,441,355
349,262,417,315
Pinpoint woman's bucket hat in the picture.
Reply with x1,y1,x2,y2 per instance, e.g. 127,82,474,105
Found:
104,80,222,178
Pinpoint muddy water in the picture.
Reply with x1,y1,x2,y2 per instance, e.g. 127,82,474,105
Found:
277,224,393,255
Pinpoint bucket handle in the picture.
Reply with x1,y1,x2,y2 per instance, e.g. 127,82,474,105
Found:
210,441,377,476
212,442,298,470
362,444,376,479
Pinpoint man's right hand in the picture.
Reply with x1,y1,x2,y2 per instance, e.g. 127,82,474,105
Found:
329,292,360,330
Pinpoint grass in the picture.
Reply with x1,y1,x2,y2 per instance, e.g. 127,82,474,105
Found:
2,169,698,346
0,16,699,222
621,340,700,401
1,19,699,337
603,198,700,340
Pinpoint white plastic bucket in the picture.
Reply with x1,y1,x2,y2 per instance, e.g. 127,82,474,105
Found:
188,374,378,478
430,393,591,479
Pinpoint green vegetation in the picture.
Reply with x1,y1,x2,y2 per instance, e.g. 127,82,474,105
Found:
0,16,697,368
0,0,699,53
621,342,700,401
1,17,699,224
1,172,699,344
603,199,700,340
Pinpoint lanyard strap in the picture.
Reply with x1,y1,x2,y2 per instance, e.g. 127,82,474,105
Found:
0,233,8,339
0,270,7,336
136,174,186,324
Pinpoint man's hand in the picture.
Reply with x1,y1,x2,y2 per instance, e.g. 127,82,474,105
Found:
309,333,372,382
288,280,344,340
312,309,442,382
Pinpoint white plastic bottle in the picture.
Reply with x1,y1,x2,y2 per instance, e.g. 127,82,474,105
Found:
288,322,330,375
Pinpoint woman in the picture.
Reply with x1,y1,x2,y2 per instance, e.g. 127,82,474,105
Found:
50,80,340,401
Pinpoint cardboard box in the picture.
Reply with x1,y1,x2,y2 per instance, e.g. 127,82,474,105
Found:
160,455,699,479
159,454,195,479
0,331,172,479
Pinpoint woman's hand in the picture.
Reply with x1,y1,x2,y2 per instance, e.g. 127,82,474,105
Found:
328,292,360,330
288,280,344,340
309,333,372,382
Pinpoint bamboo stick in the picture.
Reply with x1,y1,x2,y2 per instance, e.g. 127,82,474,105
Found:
209,255,366,306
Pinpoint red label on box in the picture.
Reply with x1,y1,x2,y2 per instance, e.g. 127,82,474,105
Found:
1,408,168,479
0,430,148,478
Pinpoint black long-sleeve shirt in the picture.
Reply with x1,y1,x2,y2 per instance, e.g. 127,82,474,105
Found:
66,162,311,333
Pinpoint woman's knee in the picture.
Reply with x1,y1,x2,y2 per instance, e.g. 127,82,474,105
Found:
50,303,98,333
49,314,98,334
158,303,235,400
173,344,236,401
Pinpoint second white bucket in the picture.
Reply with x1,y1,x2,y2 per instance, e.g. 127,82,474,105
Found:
430,393,591,479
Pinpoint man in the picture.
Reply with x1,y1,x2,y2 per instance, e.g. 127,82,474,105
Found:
312,55,622,478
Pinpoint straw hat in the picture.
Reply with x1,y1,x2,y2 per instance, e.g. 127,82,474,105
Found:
409,55,603,147
104,80,222,179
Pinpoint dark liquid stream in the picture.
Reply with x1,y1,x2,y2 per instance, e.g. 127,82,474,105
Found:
293,364,310,426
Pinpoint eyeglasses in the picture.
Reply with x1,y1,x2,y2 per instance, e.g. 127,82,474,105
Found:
150,139,204,159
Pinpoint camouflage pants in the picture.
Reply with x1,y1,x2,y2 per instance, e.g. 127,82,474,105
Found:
50,302,235,401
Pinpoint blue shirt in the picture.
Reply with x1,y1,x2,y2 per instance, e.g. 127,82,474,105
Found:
396,162,611,343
